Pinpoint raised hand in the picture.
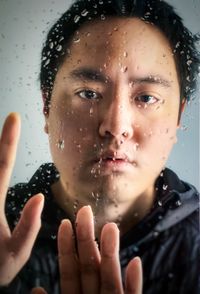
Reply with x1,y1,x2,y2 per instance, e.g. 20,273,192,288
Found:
0,113,44,286
32,206,143,294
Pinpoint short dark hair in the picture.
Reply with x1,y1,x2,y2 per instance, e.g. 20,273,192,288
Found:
40,0,200,114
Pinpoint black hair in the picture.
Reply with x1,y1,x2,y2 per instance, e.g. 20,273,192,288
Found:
40,0,200,114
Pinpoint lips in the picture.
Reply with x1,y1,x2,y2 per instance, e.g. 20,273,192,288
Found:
94,150,134,165
90,150,137,174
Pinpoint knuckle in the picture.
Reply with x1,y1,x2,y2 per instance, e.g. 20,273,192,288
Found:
80,261,98,275
101,279,118,292
0,158,8,169
60,270,76,281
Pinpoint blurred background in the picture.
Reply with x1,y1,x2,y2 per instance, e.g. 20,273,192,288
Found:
0,0,199,189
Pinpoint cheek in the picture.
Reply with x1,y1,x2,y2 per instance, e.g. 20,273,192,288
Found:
141,118,178,165
48,105,98,162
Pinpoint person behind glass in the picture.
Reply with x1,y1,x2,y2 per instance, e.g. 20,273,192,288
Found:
0,0,199,293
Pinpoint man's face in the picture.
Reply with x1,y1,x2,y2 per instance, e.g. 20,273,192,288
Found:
45,18,180,206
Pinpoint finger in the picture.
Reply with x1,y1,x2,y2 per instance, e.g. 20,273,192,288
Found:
100,223,123,294
0,194,44,286
11,194,44,266
58,219,81,294
125,257,143,294
31,287,48,294
76,206,101,294
0,113,20,216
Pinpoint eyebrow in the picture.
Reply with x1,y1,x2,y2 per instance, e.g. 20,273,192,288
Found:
132,75,172,88
69,67,172,88
69,67,109,83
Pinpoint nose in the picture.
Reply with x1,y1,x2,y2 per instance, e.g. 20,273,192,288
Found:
99,94,134,141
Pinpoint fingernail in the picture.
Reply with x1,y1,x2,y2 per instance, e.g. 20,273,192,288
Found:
61,219,71,225
133,256,141,263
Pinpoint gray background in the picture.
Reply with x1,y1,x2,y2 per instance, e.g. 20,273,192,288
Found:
0,0,199,189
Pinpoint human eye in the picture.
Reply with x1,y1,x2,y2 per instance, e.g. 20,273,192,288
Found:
135,94,159,105
75,89,101,100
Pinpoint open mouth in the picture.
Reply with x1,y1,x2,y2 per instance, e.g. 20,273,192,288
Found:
102,157,128,163
92,150,137,172
93,156,136,171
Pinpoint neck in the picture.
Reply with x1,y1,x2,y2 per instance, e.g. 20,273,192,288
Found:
51,179,155,239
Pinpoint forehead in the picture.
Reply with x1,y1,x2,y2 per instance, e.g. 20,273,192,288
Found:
69,17,172,59
58,17,178,85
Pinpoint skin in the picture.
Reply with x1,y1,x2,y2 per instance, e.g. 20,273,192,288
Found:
0,114,142,293
0,113,44,286
45,17,181,236
0,17,183,293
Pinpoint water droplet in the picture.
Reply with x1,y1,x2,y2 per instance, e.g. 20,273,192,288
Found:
81,9,89,17
187,60,192,66
73,36,80,43
121,66,128,73
180,125,188,131
101,14,106,20
56,44,62,51
74,15,80,23
102,63,108,70
123,51,128,57
175,200,182,207
44,59,50,67
162,184,168,191
59,36,64,42
73,199,79,210
76,144,82,153
158,200,162,207
89,107,94,115
129,81,134,88
133,245,139,252
90,167,96,175
91,192,100,206
153,231,159,237
57,140,65,150
49,41,54,49
133,143,139,151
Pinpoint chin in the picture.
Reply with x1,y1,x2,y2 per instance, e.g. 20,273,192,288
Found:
88,178,140,203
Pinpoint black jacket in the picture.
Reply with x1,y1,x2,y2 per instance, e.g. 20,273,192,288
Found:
3,163,200,294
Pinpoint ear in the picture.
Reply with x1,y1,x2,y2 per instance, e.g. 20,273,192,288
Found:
41,89,50,116
177,98,186,128
44,120,49,134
